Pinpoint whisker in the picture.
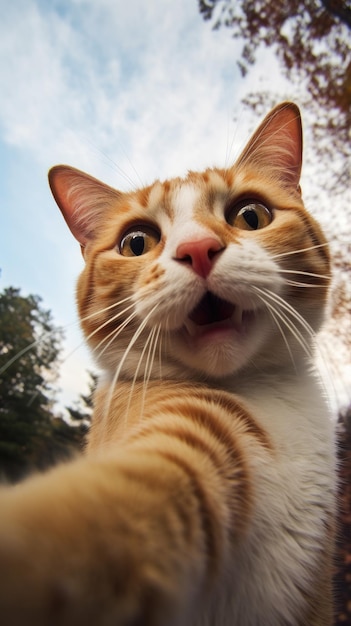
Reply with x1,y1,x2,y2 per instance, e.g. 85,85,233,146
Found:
63,301,137,364
143,326,158,386
79,295,135,325
118,144,146,189
271,242,329,259
104,304,159,426
265,303,297,369
153,323,163,380
0,336,51,376
163,315,172,369
285,280,328,289
81,137,139,189
315,338,349,413
278,269,330,280
253,286,315,340
279,267,330,289
224,108,244,170
0,296,138,378
92,315,138,374
141,323,162,414
124,325,157,425
158,326,164,380
264,295,312,358
93,309,137,357
255,288,341,407
146,323,162,385
0,321,68,377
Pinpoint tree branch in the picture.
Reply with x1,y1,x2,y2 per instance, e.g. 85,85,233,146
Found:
320,0,351,28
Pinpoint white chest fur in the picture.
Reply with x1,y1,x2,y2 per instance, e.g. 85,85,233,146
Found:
197,372,335,626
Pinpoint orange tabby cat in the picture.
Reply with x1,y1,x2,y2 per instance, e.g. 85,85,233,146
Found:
0,103,335,625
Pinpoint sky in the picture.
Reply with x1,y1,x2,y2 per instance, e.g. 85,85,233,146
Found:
0,0,349,414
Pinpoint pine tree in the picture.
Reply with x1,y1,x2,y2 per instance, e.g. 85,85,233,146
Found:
66,370,97,427
0,287,84,481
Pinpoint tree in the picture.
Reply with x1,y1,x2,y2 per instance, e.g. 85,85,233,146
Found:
66,370,97,428
0,287,86,482
198,0,350,190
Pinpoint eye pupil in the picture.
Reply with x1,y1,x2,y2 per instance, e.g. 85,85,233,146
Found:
242,208,259,229
226,200,272,230
130,235,145,256
118,225,160,257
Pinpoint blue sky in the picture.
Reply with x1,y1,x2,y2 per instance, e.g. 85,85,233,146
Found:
0,0,349,413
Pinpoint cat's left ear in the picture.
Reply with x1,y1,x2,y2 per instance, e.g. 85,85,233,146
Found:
48,165,121,248
236,102,303,190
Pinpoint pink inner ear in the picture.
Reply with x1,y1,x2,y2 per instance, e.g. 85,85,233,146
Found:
48,165,121,246
236,102,303,189
268,104,302,183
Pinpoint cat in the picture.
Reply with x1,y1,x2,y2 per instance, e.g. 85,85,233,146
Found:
0,102,336,626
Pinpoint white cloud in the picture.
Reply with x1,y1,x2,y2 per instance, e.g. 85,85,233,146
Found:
0,0,249,184
0,1,304,191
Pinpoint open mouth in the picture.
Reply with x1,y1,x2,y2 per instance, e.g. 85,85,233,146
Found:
184,291,255,337
189,292,234,325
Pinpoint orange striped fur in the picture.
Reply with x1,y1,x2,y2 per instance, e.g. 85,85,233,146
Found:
0,103,336,625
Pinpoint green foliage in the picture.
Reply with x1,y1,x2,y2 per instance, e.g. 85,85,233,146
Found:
66,370,97,426
0,287,87,482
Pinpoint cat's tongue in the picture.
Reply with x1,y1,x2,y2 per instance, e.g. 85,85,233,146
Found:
189,292,235,326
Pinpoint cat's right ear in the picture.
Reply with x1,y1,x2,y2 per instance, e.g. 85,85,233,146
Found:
48,165,121,248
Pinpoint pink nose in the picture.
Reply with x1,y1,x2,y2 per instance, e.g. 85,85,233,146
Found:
175,237,223,278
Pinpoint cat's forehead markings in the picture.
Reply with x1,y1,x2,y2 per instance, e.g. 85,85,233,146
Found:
148,182,169,214
170,182,201,223
134,186,151,209
206,169,230,192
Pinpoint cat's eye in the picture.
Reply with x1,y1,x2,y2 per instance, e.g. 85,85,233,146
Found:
227,201,272,231
118,225,160,257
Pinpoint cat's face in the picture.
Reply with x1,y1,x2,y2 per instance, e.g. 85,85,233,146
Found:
49,103,330,381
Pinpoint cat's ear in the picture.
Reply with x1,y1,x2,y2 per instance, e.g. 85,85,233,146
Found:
48,165,121,247
236,102,302,190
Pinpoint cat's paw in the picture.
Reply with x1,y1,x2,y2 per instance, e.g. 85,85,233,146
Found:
0,507,180,625
0,460,197,626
